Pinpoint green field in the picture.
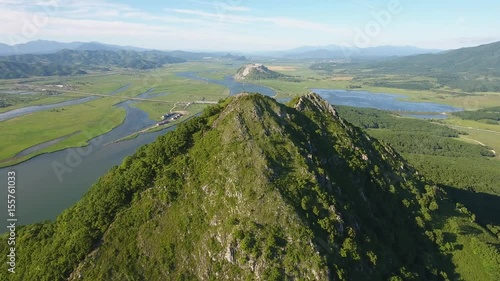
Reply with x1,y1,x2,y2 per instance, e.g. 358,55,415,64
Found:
0,97,126,167
439,117,500,159
0,94,84,113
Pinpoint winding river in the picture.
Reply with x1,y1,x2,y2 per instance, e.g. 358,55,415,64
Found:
0,84,131,122
0,78,274,227
0,88,170,226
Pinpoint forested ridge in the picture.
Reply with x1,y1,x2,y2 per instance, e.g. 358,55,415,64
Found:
310,41,500,92
0,94,498,280
0,49,187,79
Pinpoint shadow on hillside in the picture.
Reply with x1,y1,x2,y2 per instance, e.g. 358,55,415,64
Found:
460,225,483,235
261,100,463,280
440,185,500,226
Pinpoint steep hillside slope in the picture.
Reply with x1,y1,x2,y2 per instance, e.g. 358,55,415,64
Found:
1,94,498,280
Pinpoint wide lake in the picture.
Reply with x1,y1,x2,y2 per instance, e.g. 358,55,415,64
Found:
176,72,276,97
311,89,462,113
0,73,462,227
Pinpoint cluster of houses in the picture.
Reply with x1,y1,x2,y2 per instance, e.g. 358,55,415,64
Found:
11,83,69,92
156,113,183,126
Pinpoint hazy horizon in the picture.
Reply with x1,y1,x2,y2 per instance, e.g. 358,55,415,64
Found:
0,38,456,53
1,0,500,52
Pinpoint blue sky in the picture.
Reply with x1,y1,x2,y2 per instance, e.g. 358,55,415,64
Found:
1,0,499,51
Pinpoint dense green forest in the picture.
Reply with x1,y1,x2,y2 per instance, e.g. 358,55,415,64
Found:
0,49,187,78
336,106,494,157
337,105,500,239
336,107,459,137
1,94,498,280
0,60,85,79
336,106,499,190
452,106,500,123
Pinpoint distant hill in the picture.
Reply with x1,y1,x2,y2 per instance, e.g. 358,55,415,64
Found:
234,63,286,80
16,40,82,55
222,53,247,61
371,41,500,92
0,49,186,79
309,41,500,92
0,60,85,79
0,40,83,56
374,41,500,75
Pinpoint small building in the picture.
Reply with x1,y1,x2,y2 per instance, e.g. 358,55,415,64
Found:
161,113,175,120
157,113,184,126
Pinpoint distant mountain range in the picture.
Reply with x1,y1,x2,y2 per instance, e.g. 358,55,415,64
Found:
0,40,148,56
0,40,249,60
0,40,251,79
257,45,442,59
0,40,444,59
3,49,185,67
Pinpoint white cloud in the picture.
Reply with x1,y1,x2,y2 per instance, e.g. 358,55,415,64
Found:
268,17,350,34
215,4,251,12
169,9,252,24
187,0,251,12
0,6,296,50
0,0,353,50
169,8,350,34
